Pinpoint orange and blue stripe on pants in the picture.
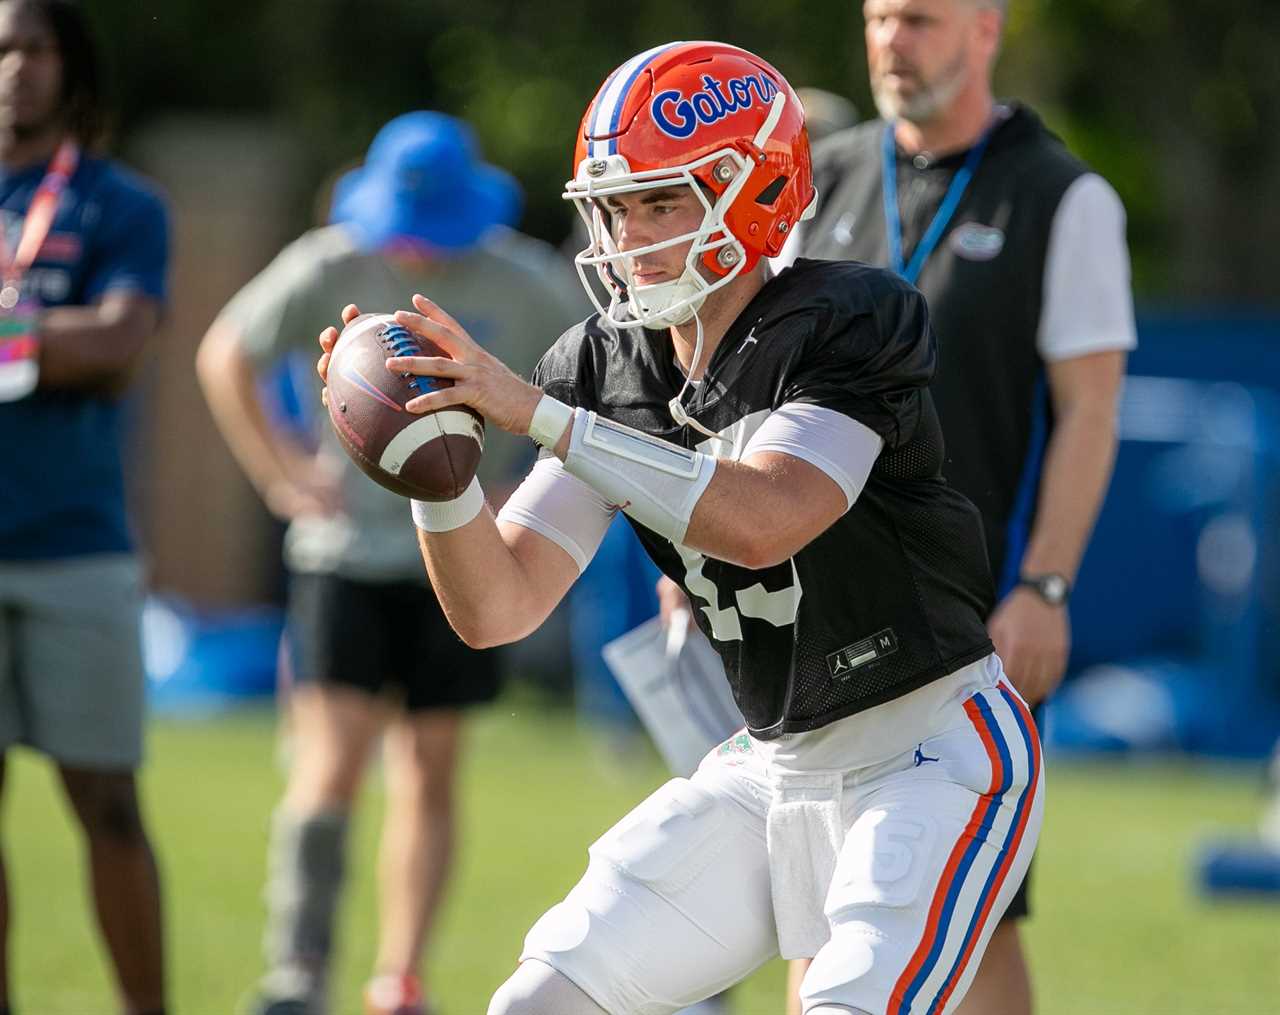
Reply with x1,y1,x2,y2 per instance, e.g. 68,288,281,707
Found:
888,681,1043,1015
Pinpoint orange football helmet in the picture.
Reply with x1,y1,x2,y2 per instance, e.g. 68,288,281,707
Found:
563,41,816,329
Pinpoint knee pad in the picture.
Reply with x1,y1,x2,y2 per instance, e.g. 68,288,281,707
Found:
487,960,606,1015
589,778,729,893
521,777,774,1015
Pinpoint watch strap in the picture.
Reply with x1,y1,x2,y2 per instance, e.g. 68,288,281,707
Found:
1018,572,1071,605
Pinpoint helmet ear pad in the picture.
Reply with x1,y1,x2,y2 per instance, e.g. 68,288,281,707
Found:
686,147,797,279
704,134,812,273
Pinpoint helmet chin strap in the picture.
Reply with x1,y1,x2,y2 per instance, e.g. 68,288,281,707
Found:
667,309,722,440
628,267,705,329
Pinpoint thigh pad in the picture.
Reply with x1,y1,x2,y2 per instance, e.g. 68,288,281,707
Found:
588,777,730,895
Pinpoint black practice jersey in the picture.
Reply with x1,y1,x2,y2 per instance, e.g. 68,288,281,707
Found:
532,260,995,738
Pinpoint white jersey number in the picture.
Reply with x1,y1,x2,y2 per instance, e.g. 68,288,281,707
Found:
676,544,802,643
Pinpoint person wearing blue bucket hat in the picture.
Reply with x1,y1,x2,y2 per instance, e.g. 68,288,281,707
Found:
197,111,584,1015
330,111,522,254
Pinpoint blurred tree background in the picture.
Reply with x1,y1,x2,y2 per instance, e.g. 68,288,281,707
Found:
88,0,1278,302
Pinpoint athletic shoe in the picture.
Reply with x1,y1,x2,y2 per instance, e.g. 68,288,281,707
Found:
247,965,326,1015
364,973,433,1015
251,998,314,1015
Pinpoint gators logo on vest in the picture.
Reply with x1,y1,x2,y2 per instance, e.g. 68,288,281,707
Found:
949,222,1006,261
651,72,779,139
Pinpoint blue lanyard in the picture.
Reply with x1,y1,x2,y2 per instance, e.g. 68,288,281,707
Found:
881,119,996,284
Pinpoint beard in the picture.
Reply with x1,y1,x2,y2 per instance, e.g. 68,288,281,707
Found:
871,46,970,125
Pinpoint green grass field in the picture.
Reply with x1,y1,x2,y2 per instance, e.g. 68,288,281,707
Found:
4,700,1278,1014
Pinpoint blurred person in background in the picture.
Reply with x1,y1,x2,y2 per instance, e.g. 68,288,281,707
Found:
197,111,582,1015
777,0,1136,1011
0,1,169,1013
794,87,859,150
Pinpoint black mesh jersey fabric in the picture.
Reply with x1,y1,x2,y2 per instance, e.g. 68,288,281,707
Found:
532,259,994,738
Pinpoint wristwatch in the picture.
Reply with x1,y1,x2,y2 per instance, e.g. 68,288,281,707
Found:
1018,572,1071,606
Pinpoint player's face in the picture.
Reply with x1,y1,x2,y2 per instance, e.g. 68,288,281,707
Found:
863,0,980,124
0,2,64,138
602,186,708,286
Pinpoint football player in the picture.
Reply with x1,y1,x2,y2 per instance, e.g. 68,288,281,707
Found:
318,41,1044,1015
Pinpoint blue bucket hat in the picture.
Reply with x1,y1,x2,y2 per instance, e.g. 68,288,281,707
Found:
330,111,522,252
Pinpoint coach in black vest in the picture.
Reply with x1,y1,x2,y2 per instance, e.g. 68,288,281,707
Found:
782,0,1136,1012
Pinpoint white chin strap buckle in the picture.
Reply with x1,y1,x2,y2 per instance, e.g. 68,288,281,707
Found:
668,396,719,440
664,310,720,441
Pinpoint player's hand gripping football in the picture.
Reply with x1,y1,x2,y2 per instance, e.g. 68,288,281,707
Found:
316,294,542,433
385,293,543,436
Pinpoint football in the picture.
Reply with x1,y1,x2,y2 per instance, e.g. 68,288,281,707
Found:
325,312,484,500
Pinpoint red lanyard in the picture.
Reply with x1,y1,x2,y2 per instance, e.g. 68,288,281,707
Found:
0,138,80,309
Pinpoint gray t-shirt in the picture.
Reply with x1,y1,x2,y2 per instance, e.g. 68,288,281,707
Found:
218,224,586,580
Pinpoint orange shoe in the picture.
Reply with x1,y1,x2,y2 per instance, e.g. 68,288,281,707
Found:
363,974,432,1015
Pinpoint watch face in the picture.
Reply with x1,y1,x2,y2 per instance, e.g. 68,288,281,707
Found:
1022,573,1068,604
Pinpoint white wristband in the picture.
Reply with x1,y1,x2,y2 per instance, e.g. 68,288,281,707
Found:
528,394,574,449
410,477,486,533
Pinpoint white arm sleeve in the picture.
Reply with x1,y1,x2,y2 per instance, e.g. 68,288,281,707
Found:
1038,173,1138,362
741,403,884,510
495,454,617,573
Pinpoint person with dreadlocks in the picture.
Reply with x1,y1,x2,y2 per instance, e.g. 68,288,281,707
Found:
0,2,170,1013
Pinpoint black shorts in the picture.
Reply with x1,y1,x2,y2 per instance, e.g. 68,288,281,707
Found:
1000,702,1045,922
284,572,501,711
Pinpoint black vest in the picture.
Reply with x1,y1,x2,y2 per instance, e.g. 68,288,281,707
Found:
801,105,1090,591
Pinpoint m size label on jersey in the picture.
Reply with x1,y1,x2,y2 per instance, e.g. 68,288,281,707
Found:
826,628,898,681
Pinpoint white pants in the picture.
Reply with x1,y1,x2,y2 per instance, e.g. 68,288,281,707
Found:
520,661,1044,1015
